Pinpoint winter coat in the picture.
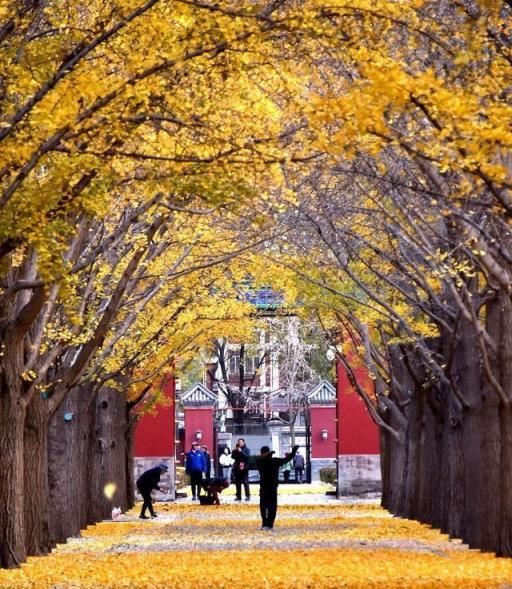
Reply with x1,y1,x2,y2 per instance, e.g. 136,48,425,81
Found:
232,446,250,473
219,453,234,468
293,453,305,469
186,449,206,474
258,446,298,491
202,450,212,478
136,467,162,492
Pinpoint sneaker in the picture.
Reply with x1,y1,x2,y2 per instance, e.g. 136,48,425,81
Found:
245,497,251,502
151,513,158,518
260,526,270,531
192,496,197,501
234,498,242,502
139,515,149,520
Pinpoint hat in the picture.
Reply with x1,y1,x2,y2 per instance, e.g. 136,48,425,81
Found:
260,445,270,454
159,463,169,471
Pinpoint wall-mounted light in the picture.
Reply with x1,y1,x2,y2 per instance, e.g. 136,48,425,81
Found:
195,430,203,441
321,429,329,440
64,412,74,422
326,347,336,362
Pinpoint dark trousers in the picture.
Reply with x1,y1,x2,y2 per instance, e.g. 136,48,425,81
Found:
283,470,290,483
260,487,278,528
190,471,203,498
295,467,304,482
138,487,155,517
234,471,250,499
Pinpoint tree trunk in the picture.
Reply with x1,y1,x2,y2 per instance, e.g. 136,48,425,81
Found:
88,387,129,523
48,386,91,544
0,395,26,568
495,291,512,556
23,393,51,556
126,411,137,510
459,298,501,551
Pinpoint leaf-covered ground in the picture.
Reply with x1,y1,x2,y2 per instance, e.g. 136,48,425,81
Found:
2,497,512,588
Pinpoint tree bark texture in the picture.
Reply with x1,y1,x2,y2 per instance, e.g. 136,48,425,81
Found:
384,302,512,556
88,387,129,523
48,386,92,544
23,393,51,556
0,395,26,568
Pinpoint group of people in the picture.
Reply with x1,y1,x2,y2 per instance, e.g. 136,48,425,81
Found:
136,439,305,529
218,439,251,501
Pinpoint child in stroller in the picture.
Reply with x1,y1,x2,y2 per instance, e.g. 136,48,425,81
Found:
199,477,230,505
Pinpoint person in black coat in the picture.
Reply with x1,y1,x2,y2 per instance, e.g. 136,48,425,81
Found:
232,438,251,501
136,463,168,519
257,445,299,530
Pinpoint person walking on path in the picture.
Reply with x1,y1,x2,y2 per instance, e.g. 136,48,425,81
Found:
232,438,251,501
136,463,169,519
293,450,305,483
186,441,206,500
219,447,234,481
201,445,212,479
282,452,293,484
258,445,299,530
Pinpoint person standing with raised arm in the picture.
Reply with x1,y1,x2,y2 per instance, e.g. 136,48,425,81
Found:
257,445,299,530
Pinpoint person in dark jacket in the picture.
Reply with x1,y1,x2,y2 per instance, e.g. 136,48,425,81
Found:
136,463,169,519
201,445,212,479
232,438,251,501
257,445,299,530
200,477,230,505
293,451,306,483
185,441,206,500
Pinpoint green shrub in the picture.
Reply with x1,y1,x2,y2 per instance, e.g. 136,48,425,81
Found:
319,467,336,485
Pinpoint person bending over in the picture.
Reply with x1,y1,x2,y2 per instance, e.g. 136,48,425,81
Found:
257,445,299,530
136,463,169,519
201,477,230,505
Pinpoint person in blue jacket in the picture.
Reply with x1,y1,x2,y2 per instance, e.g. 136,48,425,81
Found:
185,441,206,500
136,463,168,519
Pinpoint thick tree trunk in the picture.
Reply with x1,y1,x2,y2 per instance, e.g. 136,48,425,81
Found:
414,389,442,525
24,394,51,555
0,395,26,568
494,291,512,556
126,412,137,510
48,386,91,544
440,398,465,539
88,387,129,523
460,299,501,551
401,386,422,520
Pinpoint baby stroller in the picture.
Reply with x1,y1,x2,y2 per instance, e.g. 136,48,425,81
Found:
199,477,229,505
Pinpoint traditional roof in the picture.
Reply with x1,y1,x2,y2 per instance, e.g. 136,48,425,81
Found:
307,380,336,405
180,382,217,407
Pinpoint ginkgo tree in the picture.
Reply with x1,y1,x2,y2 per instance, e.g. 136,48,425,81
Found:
275,0,512,557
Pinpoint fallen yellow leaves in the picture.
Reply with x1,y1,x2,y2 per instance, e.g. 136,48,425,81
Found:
1,503,511,588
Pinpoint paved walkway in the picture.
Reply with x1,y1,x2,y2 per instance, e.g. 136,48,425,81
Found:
2,495,512,588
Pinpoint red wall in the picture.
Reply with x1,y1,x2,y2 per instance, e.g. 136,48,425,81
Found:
337,361,380,455
310,406,337,458
134,376,176,457
184,408,214,455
